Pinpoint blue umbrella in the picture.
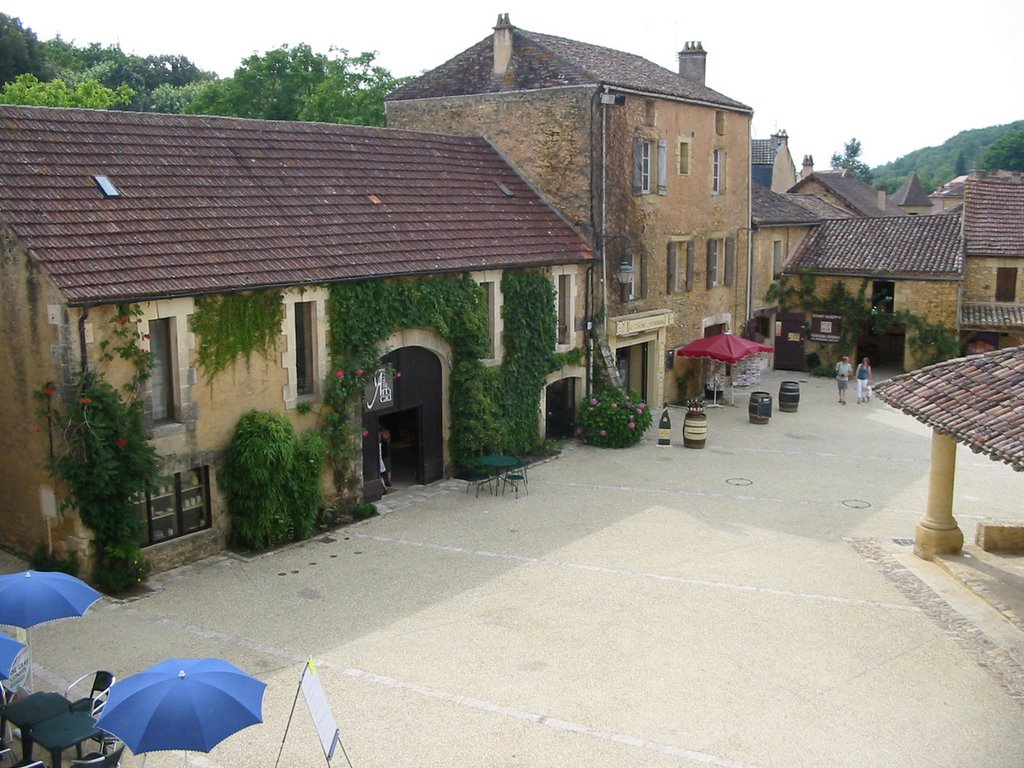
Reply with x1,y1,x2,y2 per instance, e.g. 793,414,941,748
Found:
0,631,27,681
95,658,267,753
0,570,102,628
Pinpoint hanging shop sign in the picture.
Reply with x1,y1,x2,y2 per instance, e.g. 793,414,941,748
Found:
809,313,842,343
363,368,394,412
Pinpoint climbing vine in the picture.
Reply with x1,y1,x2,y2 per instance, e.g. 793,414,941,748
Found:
322,271,571,481
767,273,959,369
189,291,284,379
37,305,158,593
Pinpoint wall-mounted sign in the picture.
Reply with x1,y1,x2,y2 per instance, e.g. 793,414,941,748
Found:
809,313,842,343
363,368,394,412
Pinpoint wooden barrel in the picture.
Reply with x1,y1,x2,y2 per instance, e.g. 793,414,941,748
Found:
748,392,772,424
779,381,800,413
683,412,707,448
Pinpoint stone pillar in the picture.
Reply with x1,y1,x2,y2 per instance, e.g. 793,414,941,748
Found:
914,430,964,560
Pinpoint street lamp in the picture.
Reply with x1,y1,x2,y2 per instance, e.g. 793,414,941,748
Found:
616,258,634,303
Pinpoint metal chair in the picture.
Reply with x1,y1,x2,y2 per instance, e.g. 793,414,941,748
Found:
65,671,115,717
70,742,125,768
501,462,528,497
465,465,494,497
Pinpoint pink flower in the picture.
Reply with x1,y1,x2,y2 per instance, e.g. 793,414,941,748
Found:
611,402,618,408
116,438,127,447
336,370,345,379
589,398,598,406
356,369,365,376
575,427,583,435
395,372,402,379
600,430,607,437
628,422,636,430
362,430,370,437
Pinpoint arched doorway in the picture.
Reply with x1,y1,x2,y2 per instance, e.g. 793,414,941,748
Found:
362,346,444,500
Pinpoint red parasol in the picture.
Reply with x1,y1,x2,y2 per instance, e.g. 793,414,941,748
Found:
676,333,772,365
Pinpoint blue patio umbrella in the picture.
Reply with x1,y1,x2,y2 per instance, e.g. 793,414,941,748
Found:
95,658,267,754
0,631,27,681
0,570,102,628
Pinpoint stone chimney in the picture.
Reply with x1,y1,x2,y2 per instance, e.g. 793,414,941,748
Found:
493,13,513,75
677,41,707,84
772,130,788,151
877,189,887,211
801,155,814,179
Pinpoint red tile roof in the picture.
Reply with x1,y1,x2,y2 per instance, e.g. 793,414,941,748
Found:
0,106,592,305
785,214,964,277
963,174,1024,256
874,346,1024,471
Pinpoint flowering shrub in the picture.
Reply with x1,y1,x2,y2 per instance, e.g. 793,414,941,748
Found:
575,387,653,448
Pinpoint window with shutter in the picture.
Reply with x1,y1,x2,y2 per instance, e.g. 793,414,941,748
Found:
772,240,783,277
712,148,725,194
996,267,1018,302
677,139,691,175
706,240,719,289
724,237,736,287
686,241,695,291
633,138,652,194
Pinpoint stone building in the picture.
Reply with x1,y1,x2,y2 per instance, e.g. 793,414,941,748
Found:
0,105,591,575
958,171,1024,352
782,214,963,370
386,14,753,406
790,162,901,217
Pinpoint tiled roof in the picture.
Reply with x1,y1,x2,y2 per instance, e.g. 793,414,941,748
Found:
752,185,851,226
891,172,931,207
789,170,901,217
0,106,592,305
960,303,1024,328
963,174,1024,256
786,215,964,277
386,26,750,112
874,346,1024,471
751,139,775,165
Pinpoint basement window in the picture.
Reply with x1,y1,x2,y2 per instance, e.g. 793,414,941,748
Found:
92,175,121,198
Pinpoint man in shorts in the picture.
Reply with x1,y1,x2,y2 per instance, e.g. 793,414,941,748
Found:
835,355,853,404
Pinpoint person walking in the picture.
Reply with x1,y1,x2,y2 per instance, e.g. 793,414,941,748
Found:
835,355,853,404
855,357,873,403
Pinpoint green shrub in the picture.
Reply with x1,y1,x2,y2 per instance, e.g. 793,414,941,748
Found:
352,503,377,521
575,387,653,448
29,547,80,576
221,411,324,551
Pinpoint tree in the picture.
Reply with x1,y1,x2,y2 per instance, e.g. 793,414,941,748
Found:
830,137,873,182
0,73,134,108
186,44,406,126
0,14,51,84
980,129,1024,172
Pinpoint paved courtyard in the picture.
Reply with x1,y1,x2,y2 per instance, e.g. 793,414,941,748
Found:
6,368,1024,768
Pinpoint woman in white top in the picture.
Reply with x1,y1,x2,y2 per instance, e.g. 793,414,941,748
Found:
855,357,872,403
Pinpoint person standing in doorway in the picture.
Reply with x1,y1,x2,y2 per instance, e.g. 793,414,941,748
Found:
379,428,392,491
835,355,853,404
855,357,873,403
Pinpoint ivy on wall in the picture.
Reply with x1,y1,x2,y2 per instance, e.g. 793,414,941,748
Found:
189,291,285,379
767,273,959,369
323,271,572,479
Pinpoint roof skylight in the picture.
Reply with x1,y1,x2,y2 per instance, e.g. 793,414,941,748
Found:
92,175,121,198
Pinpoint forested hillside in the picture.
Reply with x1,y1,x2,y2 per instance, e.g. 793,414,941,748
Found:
872,121,1024,194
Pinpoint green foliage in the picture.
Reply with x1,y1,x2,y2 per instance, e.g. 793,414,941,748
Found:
29,547,79,577
0,73,134,108
872,121,1024,193
576,387,653,448
980,129,1024,172
0,14,51,84
186,44,408,126
351,503,378,521
220,411,323,551
189,292,284,380
830,137,872,183
36,370,157,593
769,273,959,369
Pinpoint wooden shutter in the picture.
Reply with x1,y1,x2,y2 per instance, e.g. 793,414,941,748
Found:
667,242,678,294
657,139,668,195
724,237,736,287
685,241,695,292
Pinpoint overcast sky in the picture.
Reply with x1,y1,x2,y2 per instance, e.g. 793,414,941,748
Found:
7,0,1023,170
